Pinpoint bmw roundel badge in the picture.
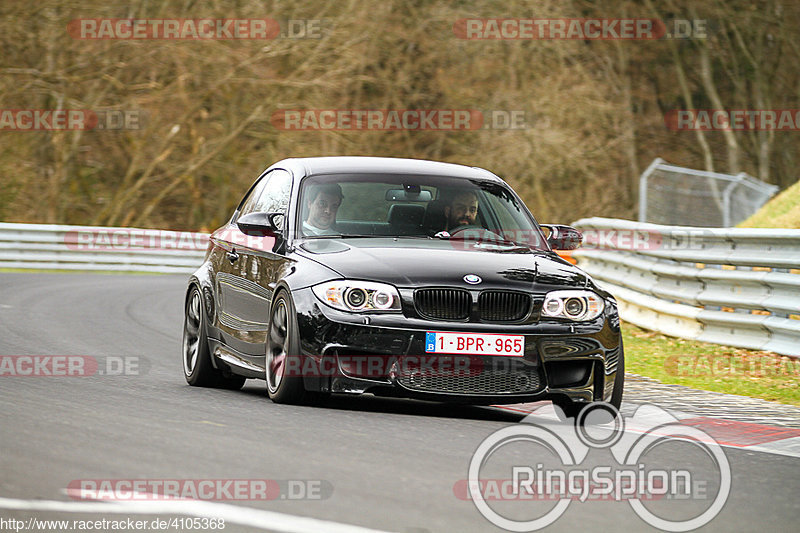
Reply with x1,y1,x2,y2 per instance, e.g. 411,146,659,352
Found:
463,274,482,284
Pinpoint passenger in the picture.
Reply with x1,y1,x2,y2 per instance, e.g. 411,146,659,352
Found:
303,183,343,236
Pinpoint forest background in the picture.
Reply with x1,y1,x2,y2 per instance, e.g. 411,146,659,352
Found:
1,0,797,231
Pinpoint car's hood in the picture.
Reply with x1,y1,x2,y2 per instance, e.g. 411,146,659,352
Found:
295,237,589,292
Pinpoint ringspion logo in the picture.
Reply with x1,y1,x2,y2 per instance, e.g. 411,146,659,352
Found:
463,403,730,531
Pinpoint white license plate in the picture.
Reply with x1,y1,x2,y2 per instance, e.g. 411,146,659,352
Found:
425,331,525,356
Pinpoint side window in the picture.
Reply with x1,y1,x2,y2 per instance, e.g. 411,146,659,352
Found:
239,170,292,218
238,176,269,217
253,170,292,214
482,191,518,231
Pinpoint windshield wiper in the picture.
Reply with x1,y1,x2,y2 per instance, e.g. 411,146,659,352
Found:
340,234,436,239
435,230,526,247
303,234,377,239
434,230,546,250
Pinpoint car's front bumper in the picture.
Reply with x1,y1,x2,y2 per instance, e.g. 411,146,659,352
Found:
292,288,622,406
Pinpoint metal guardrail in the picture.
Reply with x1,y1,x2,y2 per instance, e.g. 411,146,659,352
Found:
0,222,208,274
3,220,798,356
572,217,800,357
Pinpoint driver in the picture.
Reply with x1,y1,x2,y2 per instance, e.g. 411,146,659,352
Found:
444,190,479,231
303,183,343,236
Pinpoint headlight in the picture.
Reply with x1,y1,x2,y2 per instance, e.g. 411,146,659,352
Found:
541,290,604,321
312,281,402,313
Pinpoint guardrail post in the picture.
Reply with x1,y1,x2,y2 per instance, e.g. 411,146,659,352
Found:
638,157,663,223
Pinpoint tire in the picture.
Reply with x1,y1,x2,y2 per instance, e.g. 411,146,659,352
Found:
553,399,586,420
265,290,309,404
609,344,625,410
554,400,619,425
182,286,246,390
554,345,625,422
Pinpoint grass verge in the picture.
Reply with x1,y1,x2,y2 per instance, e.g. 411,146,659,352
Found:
738,178,800,229
623,322,800,406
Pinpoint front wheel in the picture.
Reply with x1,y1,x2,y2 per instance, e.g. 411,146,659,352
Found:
609,345,625,410
265,290,308,404
553,400,585,419
554,346,625,421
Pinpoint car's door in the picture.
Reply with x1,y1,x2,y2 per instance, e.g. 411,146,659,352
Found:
213,169,293,364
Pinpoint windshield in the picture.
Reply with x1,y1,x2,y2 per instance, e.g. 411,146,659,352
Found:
296,173,548,250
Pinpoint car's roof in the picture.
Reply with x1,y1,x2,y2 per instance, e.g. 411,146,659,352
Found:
270,156,504,182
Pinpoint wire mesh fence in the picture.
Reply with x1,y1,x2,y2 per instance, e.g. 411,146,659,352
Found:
638,158,778,227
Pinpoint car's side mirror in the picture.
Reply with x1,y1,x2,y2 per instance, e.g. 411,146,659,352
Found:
237,212,284,237
540,224,582,250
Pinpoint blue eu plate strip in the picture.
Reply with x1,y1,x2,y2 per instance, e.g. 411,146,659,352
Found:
425,332,436,353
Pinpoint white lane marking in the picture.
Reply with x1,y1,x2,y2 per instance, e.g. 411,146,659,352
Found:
0,496,394,533
745,436,800,459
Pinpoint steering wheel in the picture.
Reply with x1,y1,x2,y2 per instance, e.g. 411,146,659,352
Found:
448,225,504,243
448,224,482,235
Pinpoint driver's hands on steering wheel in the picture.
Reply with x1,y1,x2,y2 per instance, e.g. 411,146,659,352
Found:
447,224,483,235
447,225,504,243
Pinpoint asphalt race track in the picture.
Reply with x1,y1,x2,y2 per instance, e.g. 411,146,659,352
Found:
0,273,798,532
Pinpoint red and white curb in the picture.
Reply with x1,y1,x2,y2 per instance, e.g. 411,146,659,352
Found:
491,401,800,459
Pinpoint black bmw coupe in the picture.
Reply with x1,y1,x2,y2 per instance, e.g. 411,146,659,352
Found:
182,157,623,416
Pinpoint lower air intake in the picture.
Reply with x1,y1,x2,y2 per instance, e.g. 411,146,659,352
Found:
397,360,542,395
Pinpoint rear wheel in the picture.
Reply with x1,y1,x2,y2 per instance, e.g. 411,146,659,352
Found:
266,291,309,404
182,286,245,390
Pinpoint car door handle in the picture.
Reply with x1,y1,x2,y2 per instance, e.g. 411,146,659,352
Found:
227,250,240,264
